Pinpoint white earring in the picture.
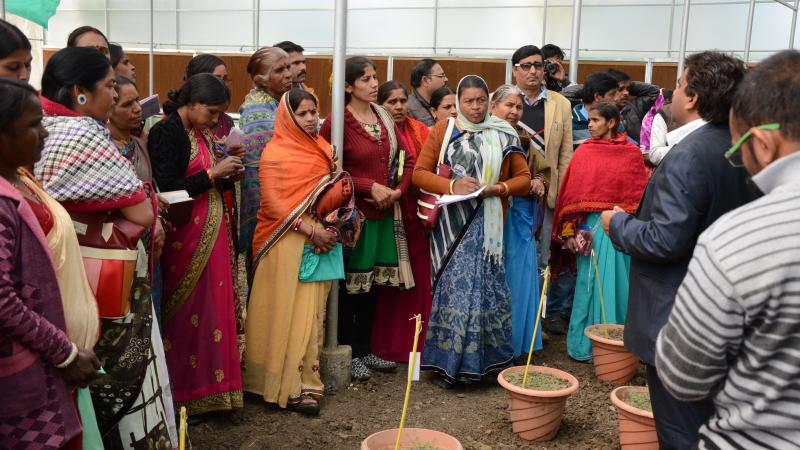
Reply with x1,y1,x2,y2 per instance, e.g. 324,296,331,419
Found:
77,94,88,105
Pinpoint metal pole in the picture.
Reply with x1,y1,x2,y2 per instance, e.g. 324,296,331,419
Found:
541,0,548,46
505,58,512,85
254,0,260,50
432,0,439,53
104,0,109,40
644,58,653,84
149,0,154,96
1,0,6,20
667,0,677,58
790,0,798,48
327,0,347,350
677,0,691,81
568,0,582,83
386,56,394,82
743,0,756,63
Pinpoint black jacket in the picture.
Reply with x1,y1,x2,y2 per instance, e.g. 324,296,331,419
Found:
147,112,233,197
608,122,760,365
561,82,669,143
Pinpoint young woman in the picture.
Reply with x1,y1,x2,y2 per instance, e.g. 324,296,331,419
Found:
321,57,415,380
0,77,101,450
238,47,293,268
373,80,433,362
491,84,545,358
184,54,234,140
244,89,357,416
0,19,33,81
148,73,244,419
36,46,175,448
413,75,531,386
66,26,110,59
109,43,136,83
552,103,648,361
428,86,457,124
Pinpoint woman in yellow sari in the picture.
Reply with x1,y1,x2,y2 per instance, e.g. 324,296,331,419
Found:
244,89,358,416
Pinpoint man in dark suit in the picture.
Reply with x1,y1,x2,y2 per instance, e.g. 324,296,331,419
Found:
600,51,759,450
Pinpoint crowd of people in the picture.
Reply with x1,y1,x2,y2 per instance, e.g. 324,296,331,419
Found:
1,16,799,450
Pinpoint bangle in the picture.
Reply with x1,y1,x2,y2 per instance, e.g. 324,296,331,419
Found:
500,182,510,196
206,169,215,183
309,226,316,241
449,179,456,195
293,218,303,231
56,343,78,368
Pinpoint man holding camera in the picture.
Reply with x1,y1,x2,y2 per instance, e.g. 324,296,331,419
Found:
511,44,574,335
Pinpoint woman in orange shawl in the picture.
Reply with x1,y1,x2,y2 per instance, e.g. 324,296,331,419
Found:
244,89,358,416
372,81,433,362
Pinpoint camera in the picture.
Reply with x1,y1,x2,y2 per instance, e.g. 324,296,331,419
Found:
544,61,560,76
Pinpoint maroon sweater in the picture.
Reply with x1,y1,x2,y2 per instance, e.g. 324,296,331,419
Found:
321,105,415,220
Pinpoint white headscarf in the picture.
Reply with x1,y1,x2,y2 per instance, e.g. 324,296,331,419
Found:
455,75,518,263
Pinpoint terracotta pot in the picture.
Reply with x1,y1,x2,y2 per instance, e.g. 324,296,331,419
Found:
361,428,463,450
585,324,639,385
610,386,658,449
497,365,579,442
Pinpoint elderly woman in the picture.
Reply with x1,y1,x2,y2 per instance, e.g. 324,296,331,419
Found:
0,77,101,450
371,80,432,362
238,47,293,268
492,84,546,357
245,89,357,416
321,57,416,381
36,46,175,448
413,76,531,386
148,74,244,419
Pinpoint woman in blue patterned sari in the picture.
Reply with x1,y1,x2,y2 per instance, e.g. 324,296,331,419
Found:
412,76,531,386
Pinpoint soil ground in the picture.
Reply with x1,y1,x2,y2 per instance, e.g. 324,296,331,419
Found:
189,333,647,450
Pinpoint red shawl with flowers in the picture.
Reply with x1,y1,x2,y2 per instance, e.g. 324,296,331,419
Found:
552,133,648,241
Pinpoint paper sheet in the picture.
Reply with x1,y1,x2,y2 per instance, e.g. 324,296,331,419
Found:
436,185,486,206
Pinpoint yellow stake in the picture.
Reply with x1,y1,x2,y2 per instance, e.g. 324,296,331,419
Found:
395,314,423,450
522,266,550,388
591,249,610,339
179,406,187,450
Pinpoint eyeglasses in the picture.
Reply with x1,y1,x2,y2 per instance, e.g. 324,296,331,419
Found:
725,123,780,167
514,62,544,72
428,73,447,80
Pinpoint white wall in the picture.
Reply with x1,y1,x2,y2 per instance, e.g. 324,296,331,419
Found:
43,0,798,62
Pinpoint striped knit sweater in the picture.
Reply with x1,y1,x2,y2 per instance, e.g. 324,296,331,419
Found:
655,151,800,450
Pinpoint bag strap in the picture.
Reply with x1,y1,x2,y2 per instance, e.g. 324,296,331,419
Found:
437,118,456,167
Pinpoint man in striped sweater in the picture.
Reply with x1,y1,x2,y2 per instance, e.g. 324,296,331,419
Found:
655,49,800,449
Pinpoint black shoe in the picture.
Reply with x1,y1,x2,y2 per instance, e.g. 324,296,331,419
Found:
351,357,372,381
287,395,320,416
543,316,566,335
362,354,397,373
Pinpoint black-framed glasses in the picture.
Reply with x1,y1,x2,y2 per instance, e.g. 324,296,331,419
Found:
428,73,447,80
514,62,544,72
725,123,780,167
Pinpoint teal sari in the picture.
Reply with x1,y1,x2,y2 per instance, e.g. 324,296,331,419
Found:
566,213,631,361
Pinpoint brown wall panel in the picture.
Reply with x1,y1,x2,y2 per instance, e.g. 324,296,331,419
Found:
42,48,684,117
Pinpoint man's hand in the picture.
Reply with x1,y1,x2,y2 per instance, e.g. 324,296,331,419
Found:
601,205,626,235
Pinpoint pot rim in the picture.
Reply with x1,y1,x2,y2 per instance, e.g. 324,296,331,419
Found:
361,427,463,450
584,324,626,346
610,386,654,419
497,365,579,398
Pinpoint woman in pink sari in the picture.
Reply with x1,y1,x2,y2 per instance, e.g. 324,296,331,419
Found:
147,73,246,418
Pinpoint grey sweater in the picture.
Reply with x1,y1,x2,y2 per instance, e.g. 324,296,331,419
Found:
655,151,800,449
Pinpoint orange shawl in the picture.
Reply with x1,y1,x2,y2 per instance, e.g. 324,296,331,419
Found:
251,92,335,260
400,116,430,158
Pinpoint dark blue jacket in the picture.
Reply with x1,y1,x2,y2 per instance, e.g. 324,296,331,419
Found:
608,122,760,365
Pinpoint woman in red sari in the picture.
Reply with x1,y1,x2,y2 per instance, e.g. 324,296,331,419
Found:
147,74,245,418
372,80,433,362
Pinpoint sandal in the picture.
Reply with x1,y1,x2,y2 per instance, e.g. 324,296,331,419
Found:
287,395,320,416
